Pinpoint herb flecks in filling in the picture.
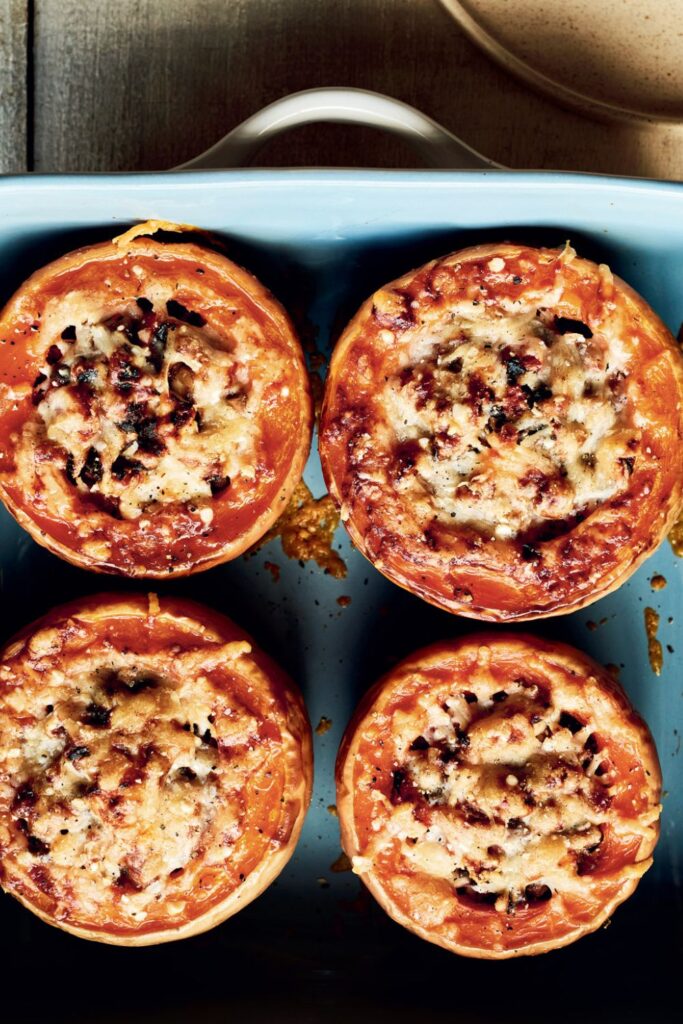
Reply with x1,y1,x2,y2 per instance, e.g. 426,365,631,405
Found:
0,640,270,927
25,300,260,520
382,676,613,914
384,309,636,540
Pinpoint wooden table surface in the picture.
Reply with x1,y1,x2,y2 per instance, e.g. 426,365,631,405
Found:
0,0,681,177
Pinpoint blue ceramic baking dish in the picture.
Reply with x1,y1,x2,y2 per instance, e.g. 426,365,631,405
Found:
0,90,680,1023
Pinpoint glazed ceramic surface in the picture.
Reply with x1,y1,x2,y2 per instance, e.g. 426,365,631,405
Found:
0,168,680,1022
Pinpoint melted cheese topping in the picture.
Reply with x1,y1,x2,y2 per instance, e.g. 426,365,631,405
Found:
0,611,306,936
379,679,612,907
18,294,266,521
382,307,635,540
344,641,660,939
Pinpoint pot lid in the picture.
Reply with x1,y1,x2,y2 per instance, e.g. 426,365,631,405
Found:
439,0,683,123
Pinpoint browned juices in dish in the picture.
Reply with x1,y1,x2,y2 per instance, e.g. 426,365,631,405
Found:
336,634,661,958
0,224,312,576
320,243,683,620
0,594,312,945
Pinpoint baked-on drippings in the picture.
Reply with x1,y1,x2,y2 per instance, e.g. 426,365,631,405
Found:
644,607,663,675
23,300,259,520
315,715,332,736
383,305,634,540
669,509,683,556
0,599,311,940
337,636,661,957
330,851,352,873
252,480,347,578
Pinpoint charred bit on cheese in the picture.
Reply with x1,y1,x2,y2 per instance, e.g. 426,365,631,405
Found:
20,295,263,522
381,300,636,544
364,673,624,915
0,637,285,929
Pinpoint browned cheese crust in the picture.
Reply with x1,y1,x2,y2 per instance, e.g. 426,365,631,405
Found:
320,243,683,620
336,634,661,958
0,593,312,945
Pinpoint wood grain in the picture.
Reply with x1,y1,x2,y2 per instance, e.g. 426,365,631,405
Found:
15,0,683,177
0,0,28,172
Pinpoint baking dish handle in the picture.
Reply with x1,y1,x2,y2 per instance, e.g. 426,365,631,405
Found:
177,87,500,170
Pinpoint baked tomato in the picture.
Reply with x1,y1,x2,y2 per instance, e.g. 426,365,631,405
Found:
0,593,312,944
336,634,660,958
0,224,312,576
320,243,683,620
